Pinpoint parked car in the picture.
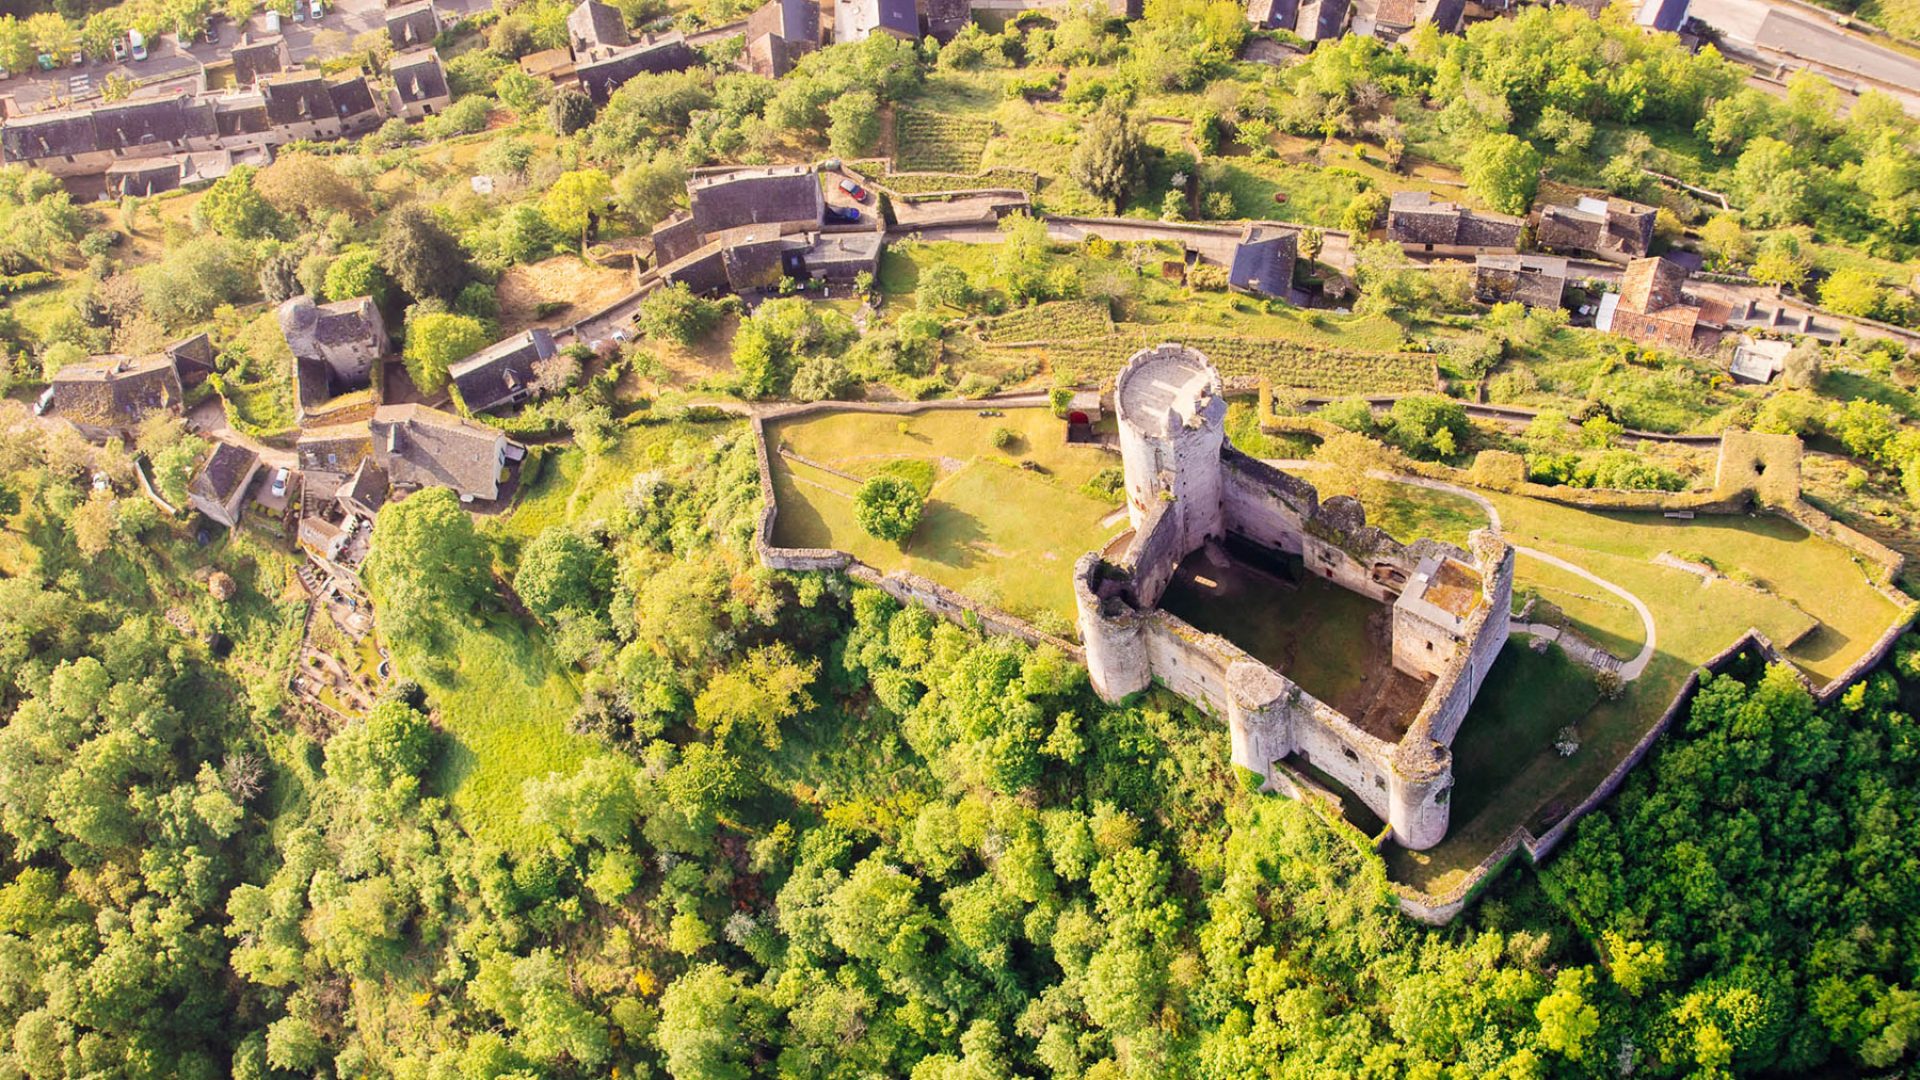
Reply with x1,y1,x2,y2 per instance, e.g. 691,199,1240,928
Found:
111,38,127,60
270,468,289,498
309,0,325,18
203,14,219,42
826,205,861,224
127,30,147,60
33,387,54,416
837,178,869,203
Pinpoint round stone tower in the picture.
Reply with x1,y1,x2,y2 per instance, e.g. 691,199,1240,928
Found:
1073,552,1150,703
1113,343,1228,555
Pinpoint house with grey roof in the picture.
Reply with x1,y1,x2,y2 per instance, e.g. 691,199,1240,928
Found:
1386,191,1524,256
1473,253,1568,309
1369,0,1463,40
230,33,293,88
919,0,971,41
385,0,441,51
1228,224,1299,300
835,0,920,42
280,295,388,421
166,333,218,388
566,0,629,60
797,231,883,282
744,0,820,77
371,403,521,503
0,93,219,178
188,441,263,528
1247,0,1348,41
652,166,840,296
450,329,557,415
390,48,452,119
259,71,386,142
337,457,390,519
1534,196,1656,264
296,422,375,486
46,354,185,442
575,34,698,104
688,164,825,237
104,148,240,198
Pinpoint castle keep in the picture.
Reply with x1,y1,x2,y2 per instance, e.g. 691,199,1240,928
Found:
1073,345,1513,849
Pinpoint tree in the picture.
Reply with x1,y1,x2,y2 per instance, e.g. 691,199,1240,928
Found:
551,85,595,135
693,643,818,750
514,527,610,620
142,236,250,328
730,297,856,398
1313,430,1390,508
1750,233,1812,291
254,154,369,224
197,166,284,240
613,151,687,230
1819,267,1886,319
1535,968,1601,1060
541,169,613,250
1340,189,1389,235
1731,137,1809,227
495,67,548,116
993,213,1053,304
379,204,473,302
827,90,882,158
363,487,495,643
854,476,924,541
636,282,722,345
916,264,972,311
657,964,753,1080
1070,105,1147,211
402,312,489,395
1462,133,1541,215
1699,214,1751,270
322,248,388,304
0,17,36,75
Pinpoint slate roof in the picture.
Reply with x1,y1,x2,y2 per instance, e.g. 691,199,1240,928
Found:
371,404,508,500
1386,190,1524,249
48,354,183,431
105,158,184,196
1228,224,1298,299
575,35,698,104
296,355,336,413
1535,198,1655,260
449,328,556,413
338,456,389,515
230,34,291,87
919,0,970,40
94,95,215,150
876,0,919,34
166,333,217,384
296,423,374,473
261,72,337,124
190,441,261,505
800,230,883,277
1245,0,1301,29
688,165,823,236
327,75,380,120
567,0,629,54
2,109,99,161
1473,253,1568,308
386,0,441,49
746,0,818,74
214,92,272,138
391,48,450,104
1298,0,1349,39
1635,0,1689,31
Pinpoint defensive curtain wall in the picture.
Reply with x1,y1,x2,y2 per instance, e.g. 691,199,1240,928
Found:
1072,344,1514,850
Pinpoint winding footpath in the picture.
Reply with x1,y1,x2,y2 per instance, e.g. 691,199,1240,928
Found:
1267,461,1659,682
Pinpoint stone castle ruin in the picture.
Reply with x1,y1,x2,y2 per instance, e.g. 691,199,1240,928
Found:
1073,345,1514,849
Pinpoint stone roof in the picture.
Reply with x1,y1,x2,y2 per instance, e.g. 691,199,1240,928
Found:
450,328,555,413
338,456,389,514
281,295,384,357
1618,255,1689,314
575,35,698,104
801,230,883,273
386,0,441,49
296,355,336,413
327,75,379,119
1374,0,1418,26
214,92,272,137
1473,253,1568,308
95,95,216,150
371,404,507,500
749,0,819,44
261,72,336,124
1228,224,1297,299
1116,343,1225,439
1535,198,1655,259
1386,191,1524,249
190,441,260,505
166,333,217,382
297,423,373,472
48,354,183,430
392,48,450,103
919,0,969,40
230,33,291,87
1298,0,1349,40
688,165,823,237
104,157,183,196
567,0,629,54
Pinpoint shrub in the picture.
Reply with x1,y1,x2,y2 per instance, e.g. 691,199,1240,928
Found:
636,282,722,346
989,426,1017,450
854,476,924,541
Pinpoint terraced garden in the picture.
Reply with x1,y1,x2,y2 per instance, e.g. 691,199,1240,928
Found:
893,109,996,172
990,326,1437,394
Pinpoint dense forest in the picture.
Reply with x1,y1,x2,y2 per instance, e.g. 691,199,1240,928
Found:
0,408,1916,1078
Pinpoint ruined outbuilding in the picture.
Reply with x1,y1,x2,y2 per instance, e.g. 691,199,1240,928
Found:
1074,344,1513,849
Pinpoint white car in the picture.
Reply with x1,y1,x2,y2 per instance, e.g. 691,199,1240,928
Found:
270,468,289,498
309,0,325,18
34,387,54,415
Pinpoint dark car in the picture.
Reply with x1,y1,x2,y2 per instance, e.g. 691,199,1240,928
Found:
204,14,220,42
826,205,861,224
837,178,869,203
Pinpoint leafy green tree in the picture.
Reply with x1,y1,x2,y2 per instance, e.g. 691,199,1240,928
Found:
379,204,473,302
657,964,754,1080
541,169,612,250
1750,232,1812,291
827,89,882,157
993,213,1053,304
731,297,856,398
1818,267,1886,319
1731,137,1809,227
254,153,368,224
916,263,973,311
322,248,388,304
513,526,610,620
0,17,36,73
1069,105,1147,211
1699,214,1751,270
495,67,548,116
854,476,924,541
637,281,723,345
1462,133,1541,215
142,236,250,328
694,643,818,750
363,487,495,643
613,150,688,230
1340,189,1389,235
197,166,285,240
402,312,489,395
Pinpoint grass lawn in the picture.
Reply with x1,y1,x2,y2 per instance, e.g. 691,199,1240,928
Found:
490,418,743,547
766,406,1126,625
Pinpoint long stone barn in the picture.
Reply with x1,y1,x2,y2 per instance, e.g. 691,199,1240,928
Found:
1071,344,1513,849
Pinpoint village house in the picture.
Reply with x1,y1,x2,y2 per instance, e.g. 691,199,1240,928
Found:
1246,0,1352,42
1228,224,1300,301
45,354,185,442
280,295,389,422
575,35,699,104
1367,0,1464,40
744,0,821,77
296,422,375,488
1473,253,1569,309
566,0,629,60
450,329,558,415
259,71,387,142
0,93,219,178
1729,335,1793,384
229,33,293,88
188,441,263,528
919,0,972,41
650,166,881,296
166,333,219,388
371,403,522,503
385,0,442,51
1596,255,1729,351
1386,191,1524,256
1534,195,1657,263
834,0,919,42
103,147,257,198
389,49,452,119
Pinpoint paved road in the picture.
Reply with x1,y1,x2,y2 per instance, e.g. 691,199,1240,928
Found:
0,0,490,112
1691,0,1920,103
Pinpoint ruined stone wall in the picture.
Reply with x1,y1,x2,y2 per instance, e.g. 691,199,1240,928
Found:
1288,698,1397,825
1221,450,1418,603
1119,499,1189,609
1390,601,1464,680
852,564,1085,660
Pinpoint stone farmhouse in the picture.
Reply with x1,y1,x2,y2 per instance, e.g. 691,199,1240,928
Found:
1473,253,1569,309
653,166,882,294
279,294,388,423
1597,255,1730,351
1073,344,1513,849
745,0,821,77
187,441,263,527
371,403,520,503
43,353,185,442
450,328,557,415
104,147,251,198
1246,0,1352,43
386,0,442,50
1367,0,1465,41
1386,191,1525,257
1533,195,1657,263
1227,224,1299,301
567,0,629,59
230,33,293,88
575,34,699,104
389,49,452,119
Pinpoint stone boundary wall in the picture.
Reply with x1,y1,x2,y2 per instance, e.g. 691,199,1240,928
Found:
848,564,1085,660
1394,629,1785,925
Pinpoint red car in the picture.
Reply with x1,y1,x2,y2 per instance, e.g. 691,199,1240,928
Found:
838,178,869,203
